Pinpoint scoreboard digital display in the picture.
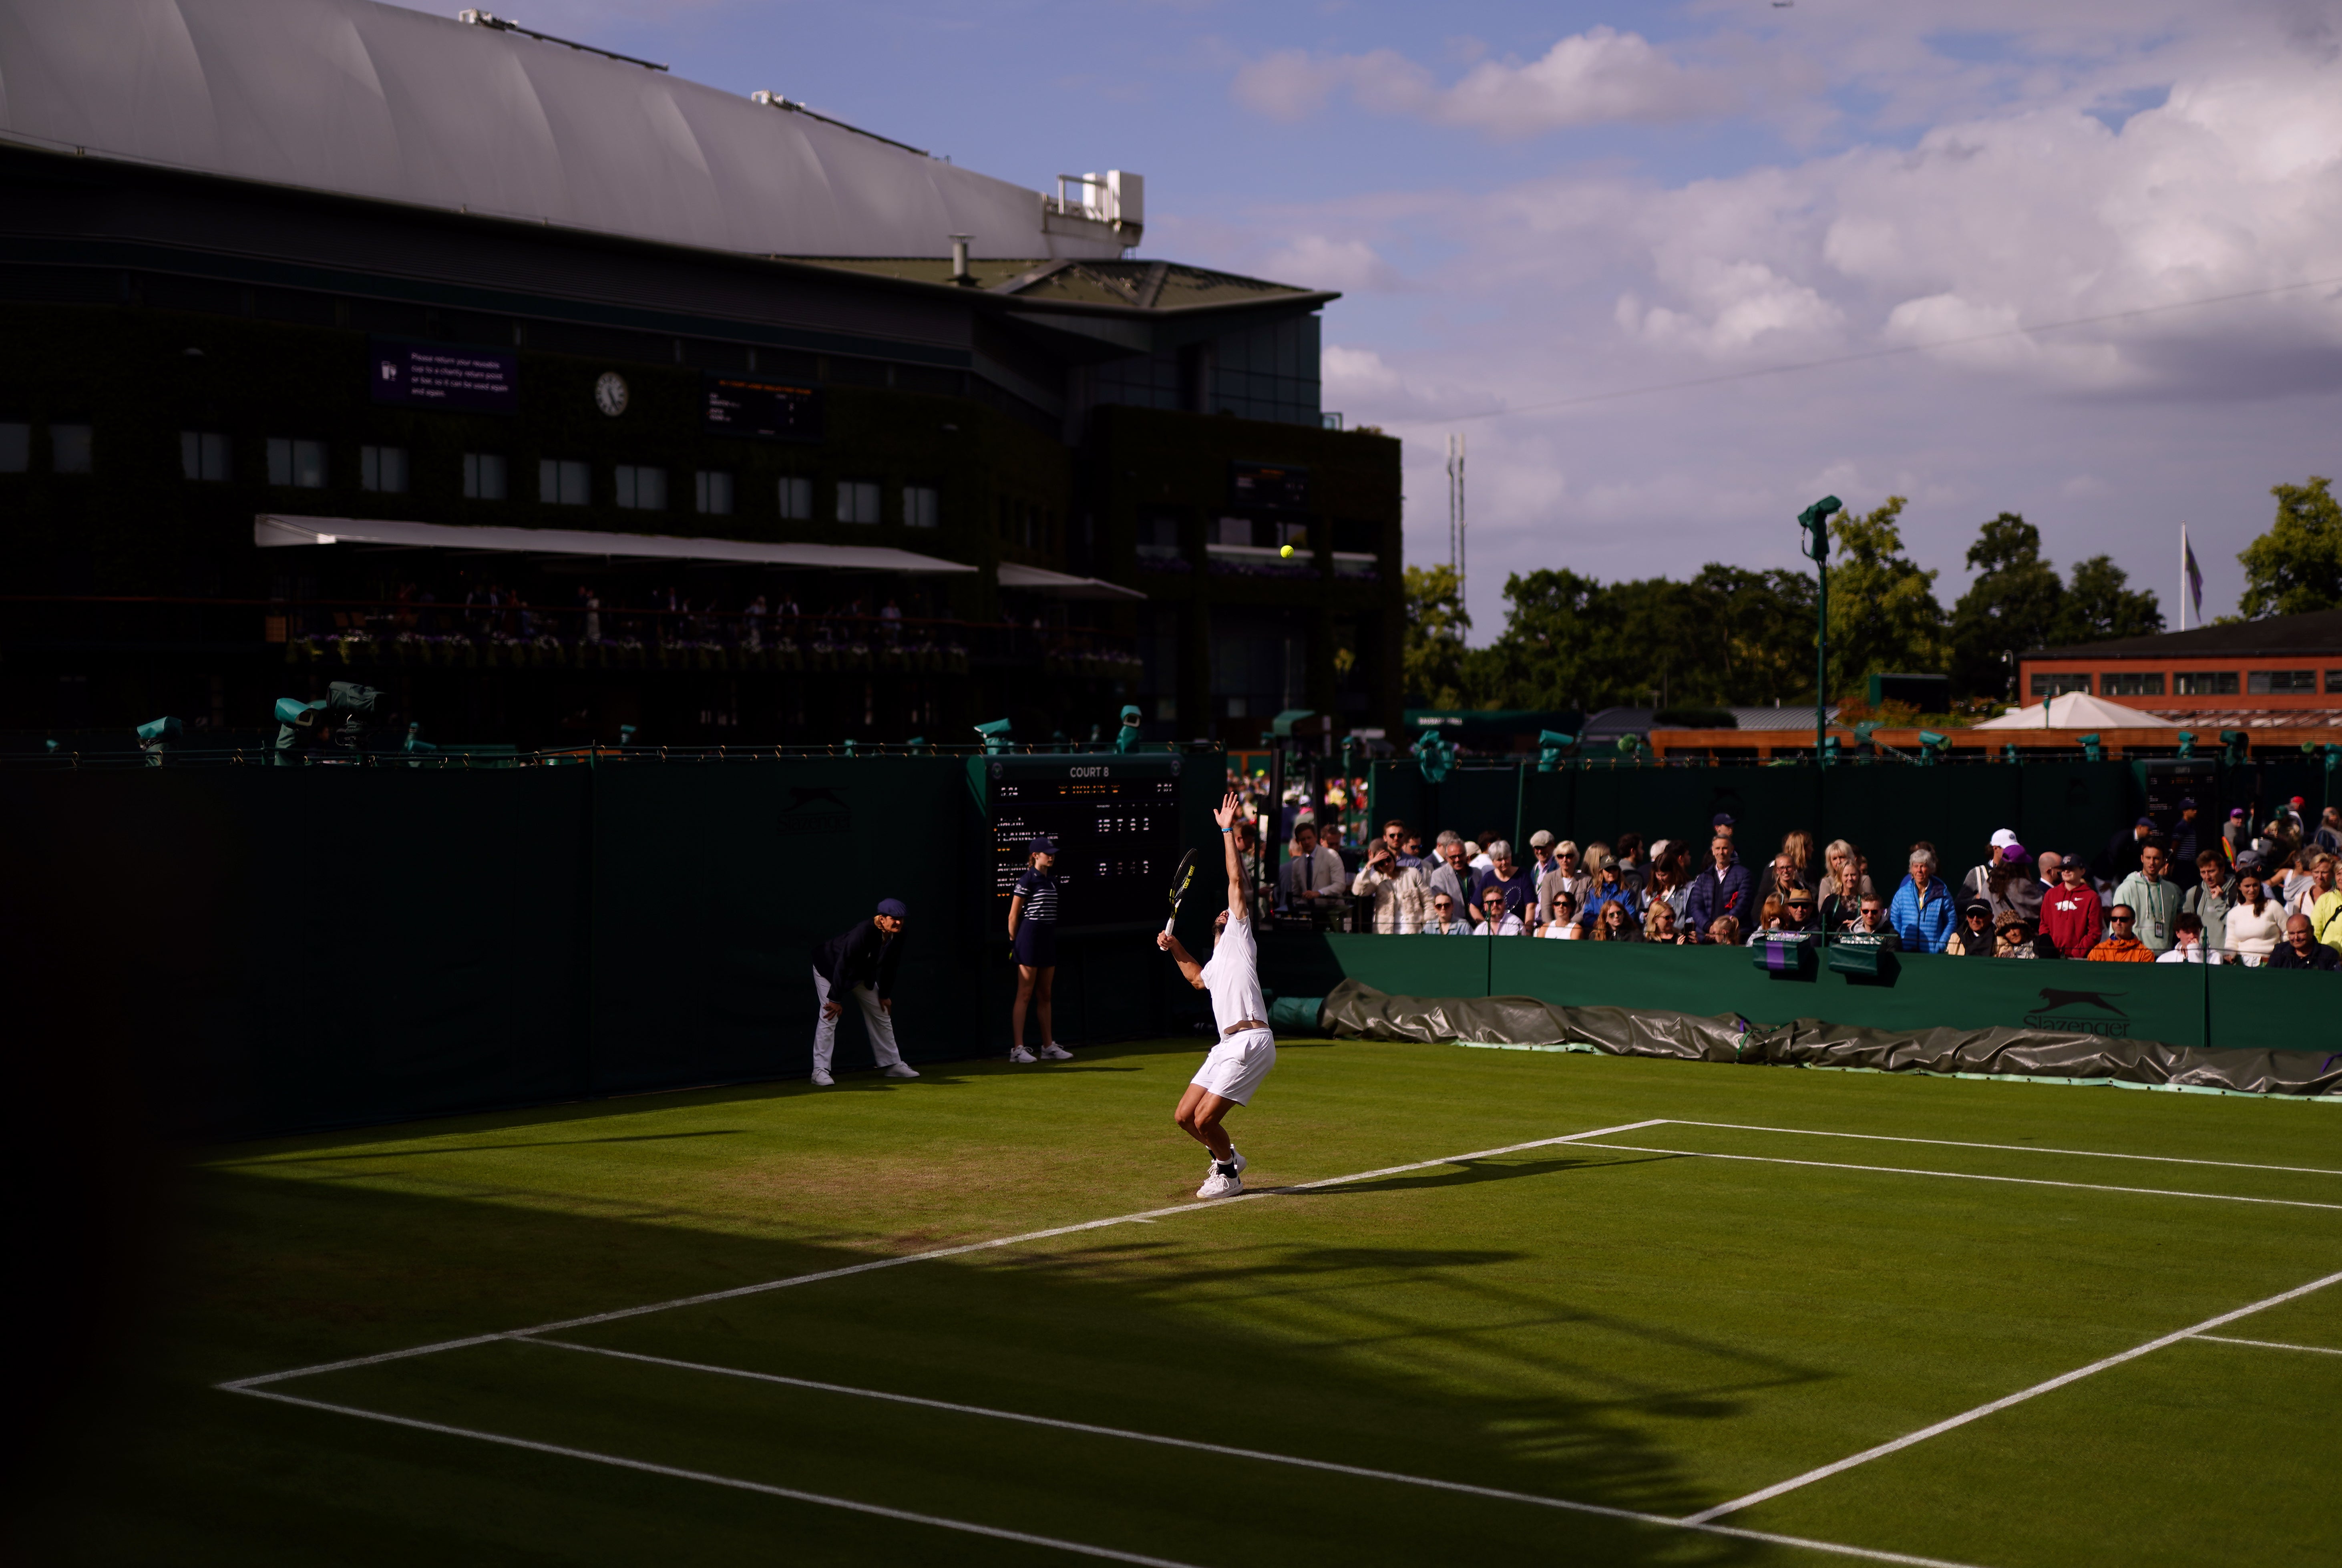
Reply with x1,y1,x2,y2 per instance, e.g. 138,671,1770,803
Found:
704,375,824,441
982,755,1186,932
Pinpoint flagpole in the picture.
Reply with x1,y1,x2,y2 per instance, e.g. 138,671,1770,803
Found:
2179,523,2189,631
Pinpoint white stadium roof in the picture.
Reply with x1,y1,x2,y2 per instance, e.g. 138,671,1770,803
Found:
0,0,1130,261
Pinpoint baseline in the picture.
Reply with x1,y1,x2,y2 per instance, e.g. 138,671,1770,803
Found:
221,1117,1671,1392
1574,1143,2342,1213
1683,1266,2342,1524
230,1385,1202,1568
1671,1121,2342,1178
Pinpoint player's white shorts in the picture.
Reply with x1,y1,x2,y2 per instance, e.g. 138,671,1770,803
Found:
1191,1027,1276,1105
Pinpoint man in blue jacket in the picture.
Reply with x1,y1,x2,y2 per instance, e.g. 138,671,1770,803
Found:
808,899,921,1087
1888,845,1956,953
1684,834,1752,941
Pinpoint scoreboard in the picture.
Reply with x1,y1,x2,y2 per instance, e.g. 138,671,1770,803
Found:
979,754,1187,932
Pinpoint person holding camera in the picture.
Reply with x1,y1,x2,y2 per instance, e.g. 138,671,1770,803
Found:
1352,833,1430,932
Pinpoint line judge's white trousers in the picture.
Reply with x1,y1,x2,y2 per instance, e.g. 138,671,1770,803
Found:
811,967,905,1075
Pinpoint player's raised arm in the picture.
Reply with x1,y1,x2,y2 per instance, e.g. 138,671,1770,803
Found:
1215,790,1246,921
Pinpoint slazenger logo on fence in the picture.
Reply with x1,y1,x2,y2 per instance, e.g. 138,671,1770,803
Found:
2022,987,2131,1037
775,786,852,836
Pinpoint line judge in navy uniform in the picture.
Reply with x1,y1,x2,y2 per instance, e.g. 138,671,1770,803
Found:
1008,836,1074,1063
807,899,920,1086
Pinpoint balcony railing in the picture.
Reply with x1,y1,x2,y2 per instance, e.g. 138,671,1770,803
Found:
0,596,1144,679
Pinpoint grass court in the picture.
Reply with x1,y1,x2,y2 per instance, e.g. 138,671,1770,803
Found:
29,1035,2342,1566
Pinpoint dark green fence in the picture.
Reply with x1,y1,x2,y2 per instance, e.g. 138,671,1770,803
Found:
0,757,1221,1139
1260,932,2338,1056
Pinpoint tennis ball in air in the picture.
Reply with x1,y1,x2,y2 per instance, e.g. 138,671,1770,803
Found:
1279,544,1295,559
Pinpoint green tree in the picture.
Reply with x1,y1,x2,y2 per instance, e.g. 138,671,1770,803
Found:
1949,512,2063,697
1687,564,1817,706
2237,476,2342,619
1826,497,1948,692
2053,555,2163,645
1401,563,1471,707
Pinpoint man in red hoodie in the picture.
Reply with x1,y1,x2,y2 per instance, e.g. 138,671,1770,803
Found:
2040,854,2105,958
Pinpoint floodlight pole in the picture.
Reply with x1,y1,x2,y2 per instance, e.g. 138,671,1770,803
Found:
1799,496,1843,843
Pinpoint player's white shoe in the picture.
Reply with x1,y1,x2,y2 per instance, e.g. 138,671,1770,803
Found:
1008,1045,1037,1063
810,1069,835,1087
1196,1156,1245,1198
1036,1043,1073,1060
884,1063,920,1079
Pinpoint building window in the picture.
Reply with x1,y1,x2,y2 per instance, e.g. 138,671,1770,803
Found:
52,423,94,474
2101,672,2163,697
2173,671,2239,696
266,437,326,488
837,479,881,524
2328,670,2342,695
903,485,939,528
778,476,813,520
464,452,508,500
2246,669,2315,694
179,431,231,482
539,458,590,505
614,465,667,511
2030,672,2090,697
1137,509,1183,563
360,445,409,494
696,470,734,515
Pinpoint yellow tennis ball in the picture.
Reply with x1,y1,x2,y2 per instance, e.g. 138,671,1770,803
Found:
1279,544,1295,559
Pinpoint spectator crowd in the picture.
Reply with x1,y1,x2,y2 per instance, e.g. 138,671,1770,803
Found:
1278,792,2342,969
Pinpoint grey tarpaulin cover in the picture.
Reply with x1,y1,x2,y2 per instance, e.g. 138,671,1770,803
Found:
1315,980,2342,1097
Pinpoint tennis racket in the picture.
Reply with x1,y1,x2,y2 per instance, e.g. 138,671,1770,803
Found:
1164,848,1199,934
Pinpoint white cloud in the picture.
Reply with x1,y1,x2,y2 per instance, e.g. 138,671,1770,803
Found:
1256,234,1409,292
1230,27,1729,135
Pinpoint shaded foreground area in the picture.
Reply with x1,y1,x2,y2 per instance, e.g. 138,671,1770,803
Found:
11,1038,2342,1567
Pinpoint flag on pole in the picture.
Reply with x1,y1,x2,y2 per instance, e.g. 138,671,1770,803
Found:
2181,524,2203,629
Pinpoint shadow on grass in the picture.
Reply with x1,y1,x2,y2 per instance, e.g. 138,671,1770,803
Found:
18,1155,1803,1567
1289,1152,1681,1194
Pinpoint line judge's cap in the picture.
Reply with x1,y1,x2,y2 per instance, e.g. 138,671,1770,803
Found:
875,898,909,918
1529,829,1555,848
1028,835,1057,854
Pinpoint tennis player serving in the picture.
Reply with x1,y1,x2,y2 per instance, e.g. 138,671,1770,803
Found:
1156,789,1275,1198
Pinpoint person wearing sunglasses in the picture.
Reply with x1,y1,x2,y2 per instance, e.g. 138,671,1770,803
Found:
2085,904,2155,962
1423,893,1472,935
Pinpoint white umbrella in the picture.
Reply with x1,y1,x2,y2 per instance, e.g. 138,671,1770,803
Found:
1973,692,2180,730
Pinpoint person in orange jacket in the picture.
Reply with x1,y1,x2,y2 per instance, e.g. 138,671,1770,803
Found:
2086,905,2155,962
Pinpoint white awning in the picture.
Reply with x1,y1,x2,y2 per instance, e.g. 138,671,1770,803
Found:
1973,692,2179,730
995,561,1146,600
255,515,976,574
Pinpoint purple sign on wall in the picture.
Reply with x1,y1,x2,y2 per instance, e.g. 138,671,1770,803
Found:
369,338,519,413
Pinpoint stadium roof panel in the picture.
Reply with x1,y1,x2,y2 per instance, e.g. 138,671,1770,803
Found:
791,258,1331,315
255,515,978,573
0,0,1130,263
2030,607,2342,659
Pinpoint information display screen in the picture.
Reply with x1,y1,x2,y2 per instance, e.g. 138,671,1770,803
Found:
705,375,824,440
1229,460,1309,513
369,338,519,413
985,756,1186,933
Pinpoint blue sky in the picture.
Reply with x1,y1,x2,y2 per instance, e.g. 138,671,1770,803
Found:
451,0,2342,641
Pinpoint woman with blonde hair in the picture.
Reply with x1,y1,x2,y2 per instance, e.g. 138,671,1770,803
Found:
1581,841,1614,880
1644,901,1686,945
1705,915,1741,946
1779,829,1817,890
1817,839,1872,930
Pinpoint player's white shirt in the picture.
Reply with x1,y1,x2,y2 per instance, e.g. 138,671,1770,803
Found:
1198,911,1268,1032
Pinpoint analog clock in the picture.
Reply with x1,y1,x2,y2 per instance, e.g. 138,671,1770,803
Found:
594,372,629,417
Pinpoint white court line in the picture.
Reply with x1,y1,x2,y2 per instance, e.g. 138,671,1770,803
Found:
227,1386,1202,1568
219,1118,1671,1391
2191,1333,2342,1357
1576,1144,2342,1213
1683,1266,2342,1524
243,1336,1985,1568
1671,1121,2342,1178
